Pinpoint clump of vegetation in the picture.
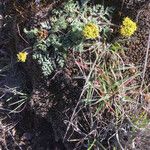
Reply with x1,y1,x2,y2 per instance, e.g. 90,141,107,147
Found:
23,0,113,76
1,0,149,149
17,2,147,148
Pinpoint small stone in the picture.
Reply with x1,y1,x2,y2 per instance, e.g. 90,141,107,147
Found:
21,133,32,141
144,94,150,103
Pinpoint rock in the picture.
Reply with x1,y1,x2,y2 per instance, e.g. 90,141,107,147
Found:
21,132,32,141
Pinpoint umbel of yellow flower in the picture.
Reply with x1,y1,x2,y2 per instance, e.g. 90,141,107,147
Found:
120,17,137,37
17,52,28,62
83,23,99,39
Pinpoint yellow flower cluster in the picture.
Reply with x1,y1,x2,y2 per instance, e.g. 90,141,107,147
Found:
17,52,28,62
83,23,99,39
120,17,137,37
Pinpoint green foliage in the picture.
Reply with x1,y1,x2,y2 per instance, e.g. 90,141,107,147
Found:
24,0,113,76
132,111,150,128
79,0,91,6
88,139,96,150
109,42,122,52
24,28,38,39
32,50,64,76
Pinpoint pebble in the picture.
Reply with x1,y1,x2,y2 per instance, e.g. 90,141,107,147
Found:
21,132,32,141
